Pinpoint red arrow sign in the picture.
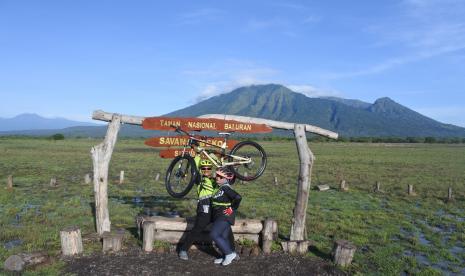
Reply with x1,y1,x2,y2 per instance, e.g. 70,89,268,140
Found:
142,117,272,133
159,148,199,159
145,136,238,149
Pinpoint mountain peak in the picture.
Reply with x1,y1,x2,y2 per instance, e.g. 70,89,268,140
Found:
0,113,98,131
167,84,465,137
13,113,42,119
373,97,395,104
369,97,407,114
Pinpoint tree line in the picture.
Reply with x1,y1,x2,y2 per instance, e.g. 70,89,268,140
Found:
258,136,465,144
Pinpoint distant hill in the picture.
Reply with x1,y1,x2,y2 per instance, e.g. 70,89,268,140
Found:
0,113,99,131
1,84,465,138
167,84,465,137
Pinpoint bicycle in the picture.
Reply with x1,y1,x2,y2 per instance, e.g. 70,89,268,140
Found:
165,125,267,198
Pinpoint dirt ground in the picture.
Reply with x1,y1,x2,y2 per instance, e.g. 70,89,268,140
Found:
65,247,346,276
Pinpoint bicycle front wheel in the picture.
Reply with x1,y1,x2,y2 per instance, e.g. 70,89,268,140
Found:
165,155,197,198
228,141,267,181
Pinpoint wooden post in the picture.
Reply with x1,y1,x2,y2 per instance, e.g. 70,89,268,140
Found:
274,176,278,185
281,240,310,254
317,184,330,191
102,231,124,252
7,175,13,190
272,220,278,240
340,180,348,191
241,172,248,185
142,221,156,252
119,170,124,184
91,114,121,235
373,181,381,193
84,173,91,184
152,230,259,244
408,184,415,196
296,240,310,254
261,219,274,254
447,187,453,202
60,226,83,256
290,124,315,241
155,173,160,182
50,177,57,187
332,240,356,267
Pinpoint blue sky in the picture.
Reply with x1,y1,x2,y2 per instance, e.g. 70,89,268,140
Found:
1,0,464,126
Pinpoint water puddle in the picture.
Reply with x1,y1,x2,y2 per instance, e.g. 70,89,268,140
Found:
400,212,465,275
4,239,23,249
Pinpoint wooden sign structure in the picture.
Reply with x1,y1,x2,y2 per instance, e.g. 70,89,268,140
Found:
143,117,265,159
144,136,238,149
91,110,339,255
142,117,273,133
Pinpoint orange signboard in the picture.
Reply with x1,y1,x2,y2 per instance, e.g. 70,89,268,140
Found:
142,117,272,133
159,148,198,159
145,136,238,149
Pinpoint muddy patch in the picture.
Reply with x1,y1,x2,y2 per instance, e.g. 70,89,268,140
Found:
65,247,345,276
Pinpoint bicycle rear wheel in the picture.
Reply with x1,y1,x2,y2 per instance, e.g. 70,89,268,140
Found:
165,155,198,198
228,141,267,181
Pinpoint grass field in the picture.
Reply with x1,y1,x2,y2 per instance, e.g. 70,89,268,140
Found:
1,137,464,275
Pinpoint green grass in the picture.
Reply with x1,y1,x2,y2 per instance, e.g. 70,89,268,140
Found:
1,138,464,274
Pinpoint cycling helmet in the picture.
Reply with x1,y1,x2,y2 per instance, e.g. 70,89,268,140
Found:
215,167,235,180
200,159,213,168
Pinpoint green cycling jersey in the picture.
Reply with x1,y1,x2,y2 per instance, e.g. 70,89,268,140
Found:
194,155,217,199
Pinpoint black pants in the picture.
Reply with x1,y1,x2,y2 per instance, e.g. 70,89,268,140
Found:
180,203,235,252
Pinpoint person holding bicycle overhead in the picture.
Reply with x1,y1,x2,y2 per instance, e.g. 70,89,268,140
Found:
178,158,236,260
210,167,241,266
178,158,215,260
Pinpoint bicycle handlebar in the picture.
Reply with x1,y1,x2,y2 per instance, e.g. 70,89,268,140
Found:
170,124,190,136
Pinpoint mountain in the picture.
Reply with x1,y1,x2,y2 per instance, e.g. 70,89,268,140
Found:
2,84,464,138
0,113,100,131
166,84,465,137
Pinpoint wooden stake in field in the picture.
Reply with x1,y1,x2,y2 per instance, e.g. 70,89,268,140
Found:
50,177,57,187
91,114,121,235
408,184,416,196
374,181,381,193
447,187,453,202
142,221,156,252
262,219,274,254
332,240,356,267
60,226,83,256
340,180,348,191
84,173,91,184
290,124,315,241
7,175,13,190
102,231,124,252
119,170,124,184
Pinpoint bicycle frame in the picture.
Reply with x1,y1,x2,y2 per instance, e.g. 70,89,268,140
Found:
172,126,251,168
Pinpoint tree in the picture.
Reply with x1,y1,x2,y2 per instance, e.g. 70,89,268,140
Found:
51,133,65,141
424,137,436,143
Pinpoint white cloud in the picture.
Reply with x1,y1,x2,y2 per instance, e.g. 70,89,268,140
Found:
177,8,224,25
326,0,465,80
182,59,282,103
286,84,341,98
195,77,266,102
245,18,289,31
302,15,320,24
184,58,345,103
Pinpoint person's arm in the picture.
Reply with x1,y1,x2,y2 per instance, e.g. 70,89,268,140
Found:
224,186,242,210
